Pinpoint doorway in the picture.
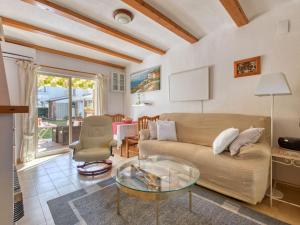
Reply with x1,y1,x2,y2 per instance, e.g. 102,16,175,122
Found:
36,73,96,157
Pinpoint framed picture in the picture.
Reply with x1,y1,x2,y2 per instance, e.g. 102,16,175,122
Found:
130,66,161,93
234,56,261,78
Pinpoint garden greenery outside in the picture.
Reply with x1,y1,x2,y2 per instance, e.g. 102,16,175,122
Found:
38,75,95,140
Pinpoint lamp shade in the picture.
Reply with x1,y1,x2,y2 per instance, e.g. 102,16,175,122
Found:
255,72,292,96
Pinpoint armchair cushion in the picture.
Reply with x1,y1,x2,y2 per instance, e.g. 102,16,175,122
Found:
73,147,111,162
81,135,112,149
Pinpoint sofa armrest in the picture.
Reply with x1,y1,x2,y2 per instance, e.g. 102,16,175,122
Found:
139,129,150,141
237,142,271,160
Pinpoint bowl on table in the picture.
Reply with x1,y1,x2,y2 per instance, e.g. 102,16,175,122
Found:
122,117,133,124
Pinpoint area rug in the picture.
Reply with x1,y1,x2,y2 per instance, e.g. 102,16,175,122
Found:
48,178,288,225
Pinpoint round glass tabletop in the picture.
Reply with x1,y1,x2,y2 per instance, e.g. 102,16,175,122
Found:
115,155,200,193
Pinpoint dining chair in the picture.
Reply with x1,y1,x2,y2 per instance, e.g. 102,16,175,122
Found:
105,114,125,122
125,115,159,158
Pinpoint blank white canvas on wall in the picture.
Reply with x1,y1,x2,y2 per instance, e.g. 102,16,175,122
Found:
169,66,210,102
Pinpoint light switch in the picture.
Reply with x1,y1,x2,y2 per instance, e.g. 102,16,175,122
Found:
277,20,290,35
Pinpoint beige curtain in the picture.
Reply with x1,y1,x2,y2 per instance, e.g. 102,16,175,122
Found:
18,61,38,163
95,73,105,115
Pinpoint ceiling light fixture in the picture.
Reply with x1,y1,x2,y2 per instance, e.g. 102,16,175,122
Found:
113,9,133,24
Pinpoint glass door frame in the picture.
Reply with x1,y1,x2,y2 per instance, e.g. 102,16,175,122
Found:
35,71,96,158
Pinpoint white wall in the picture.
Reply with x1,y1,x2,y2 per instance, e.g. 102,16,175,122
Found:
125,2,300,185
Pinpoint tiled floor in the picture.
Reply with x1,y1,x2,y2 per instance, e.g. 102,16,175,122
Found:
38,139,67,153
16,151,300,225
16,152,124,225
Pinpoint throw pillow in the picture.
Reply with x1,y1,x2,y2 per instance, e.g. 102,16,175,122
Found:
148,120,157,139
213,128,239,155
229,128,265,156
157,120,177,141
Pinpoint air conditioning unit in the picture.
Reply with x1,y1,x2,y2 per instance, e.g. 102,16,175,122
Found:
1,41,36,61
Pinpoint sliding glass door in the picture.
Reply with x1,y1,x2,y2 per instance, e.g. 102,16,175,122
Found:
36,73,96,157
70,78,96,143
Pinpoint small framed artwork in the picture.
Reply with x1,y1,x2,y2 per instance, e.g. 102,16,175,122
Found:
234,56,261,78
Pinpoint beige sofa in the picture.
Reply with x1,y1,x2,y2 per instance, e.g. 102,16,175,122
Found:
139,113,271,205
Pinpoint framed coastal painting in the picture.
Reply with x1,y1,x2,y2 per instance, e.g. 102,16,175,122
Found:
130,66,161,93
234,56,261,78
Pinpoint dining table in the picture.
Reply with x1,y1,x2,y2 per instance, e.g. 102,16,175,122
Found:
112,121,138,147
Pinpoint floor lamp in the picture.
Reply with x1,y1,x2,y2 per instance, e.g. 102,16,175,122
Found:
255,72,292,205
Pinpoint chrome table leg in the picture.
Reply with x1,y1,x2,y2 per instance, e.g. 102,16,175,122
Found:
189,190,192,212
117,188,120,215
156,200,160,225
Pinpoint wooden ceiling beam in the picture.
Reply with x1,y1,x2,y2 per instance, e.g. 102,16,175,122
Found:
5,37,125,69
219,0,248,27
21,0,166,55
1,17,142,64
121,0,198,44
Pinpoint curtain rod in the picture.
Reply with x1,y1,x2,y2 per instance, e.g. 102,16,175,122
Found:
39,65,97,76
2,55,98,76
3,55,33,62
3,51,33,59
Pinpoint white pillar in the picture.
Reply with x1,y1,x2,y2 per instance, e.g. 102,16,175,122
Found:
0,114,14,225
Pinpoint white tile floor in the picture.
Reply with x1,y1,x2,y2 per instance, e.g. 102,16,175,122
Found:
16,151,299,225
16,152,124,225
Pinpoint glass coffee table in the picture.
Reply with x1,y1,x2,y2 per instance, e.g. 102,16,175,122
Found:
115,155,200,225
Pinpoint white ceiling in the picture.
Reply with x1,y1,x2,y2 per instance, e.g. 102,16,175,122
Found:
0,0,292,68
239,0,291,20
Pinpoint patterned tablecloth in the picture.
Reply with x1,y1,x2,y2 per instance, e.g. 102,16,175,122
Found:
113,122,138,146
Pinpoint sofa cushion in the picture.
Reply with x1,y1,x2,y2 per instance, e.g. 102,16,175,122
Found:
157,120,177,141
139,140,270,204
148,121,157,139
213,128,239,154
159,113,270,147
229,128,265,156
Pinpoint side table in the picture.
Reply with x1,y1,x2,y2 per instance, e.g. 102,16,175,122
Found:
270,147,300,208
